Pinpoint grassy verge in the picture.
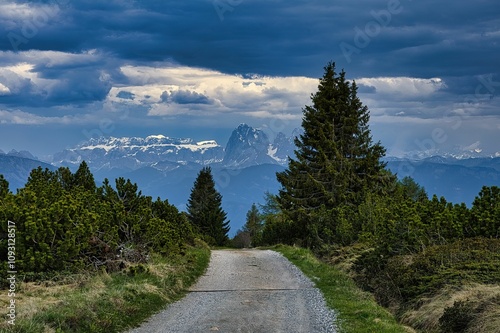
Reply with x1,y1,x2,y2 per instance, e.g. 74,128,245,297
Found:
273,245,414,333
0,243,210,333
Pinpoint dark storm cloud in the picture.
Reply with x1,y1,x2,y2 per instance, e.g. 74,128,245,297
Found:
116,90,135,100
2,0,498,79
161,90,212,105
1,0,352,76
0,50,125,107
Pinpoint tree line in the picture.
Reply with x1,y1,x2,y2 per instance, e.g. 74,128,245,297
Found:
0,162,230,285
252,62,499,250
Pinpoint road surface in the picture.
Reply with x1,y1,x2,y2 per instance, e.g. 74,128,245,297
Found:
127,249,337,333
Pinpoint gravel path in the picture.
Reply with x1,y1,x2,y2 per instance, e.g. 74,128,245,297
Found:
127,249,338,333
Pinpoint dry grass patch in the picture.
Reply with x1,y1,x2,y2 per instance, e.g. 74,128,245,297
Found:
401,283,500,333
468,304,500,333
0,245,210,333
1,279,81,322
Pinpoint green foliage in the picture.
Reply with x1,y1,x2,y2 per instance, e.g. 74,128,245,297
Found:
468,186,500,238
186,167,230,246
4,245,210,333
73,161,96,192
275,62,390,247
242,203,263,246
260,61,500,333
0,174,9,198
400,176,428,202
231,229,251,248
259,193,298,245
439,300,476,333
4,169,99,274
231,202,267,248
0,161,196,286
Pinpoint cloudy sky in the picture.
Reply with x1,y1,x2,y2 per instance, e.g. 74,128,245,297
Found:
0,0,499,159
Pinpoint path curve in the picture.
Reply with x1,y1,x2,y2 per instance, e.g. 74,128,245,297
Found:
127,249,337,333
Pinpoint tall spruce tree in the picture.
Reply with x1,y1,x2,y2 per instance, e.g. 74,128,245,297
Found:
276,62,387,246
187,167,230,246
243,203,263,246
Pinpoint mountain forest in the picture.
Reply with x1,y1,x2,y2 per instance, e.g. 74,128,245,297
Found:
1,62,499,332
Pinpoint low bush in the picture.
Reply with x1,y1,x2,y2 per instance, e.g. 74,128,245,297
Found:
439,300,476,333
355,238,500,309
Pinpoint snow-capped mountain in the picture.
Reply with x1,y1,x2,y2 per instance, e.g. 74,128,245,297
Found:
223,124,279,168
51,124,299,171
271,128,302,163
52,135,225,171
395,142,500,161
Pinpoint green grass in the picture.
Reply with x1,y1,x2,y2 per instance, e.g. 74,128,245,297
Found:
273,245,414,333
0,244,210,333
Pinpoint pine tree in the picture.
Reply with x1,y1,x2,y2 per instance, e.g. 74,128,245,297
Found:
187,167,230,246
276,62,388,246
469,186,500,238
0,174,9,198
74,161,96,192
243,203,263,246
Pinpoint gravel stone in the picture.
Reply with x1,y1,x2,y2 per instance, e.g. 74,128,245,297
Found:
126,249,338,333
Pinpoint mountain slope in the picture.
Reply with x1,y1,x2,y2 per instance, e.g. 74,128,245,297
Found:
3,125,499,233
0,154,56,191
386,158,500,205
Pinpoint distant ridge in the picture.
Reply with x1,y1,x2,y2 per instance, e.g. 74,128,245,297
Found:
0,154,55,191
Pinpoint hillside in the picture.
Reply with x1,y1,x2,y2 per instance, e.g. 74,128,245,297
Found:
0,153,56,191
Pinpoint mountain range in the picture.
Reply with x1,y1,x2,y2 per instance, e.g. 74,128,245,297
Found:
51,124,296,172
1,124,499,234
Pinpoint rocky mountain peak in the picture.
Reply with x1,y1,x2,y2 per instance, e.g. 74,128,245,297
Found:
223,124,276,168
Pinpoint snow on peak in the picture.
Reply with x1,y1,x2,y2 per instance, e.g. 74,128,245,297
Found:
146,134,168,140
197,140,218,147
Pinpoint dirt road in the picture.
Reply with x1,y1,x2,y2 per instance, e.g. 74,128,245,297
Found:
127,249,337,333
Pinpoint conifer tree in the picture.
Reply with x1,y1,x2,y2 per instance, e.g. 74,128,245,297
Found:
469,186,500,238
74,161,96,192
187,167,230,246
0,175,9,198
243,203,263,246
276,62,388,246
